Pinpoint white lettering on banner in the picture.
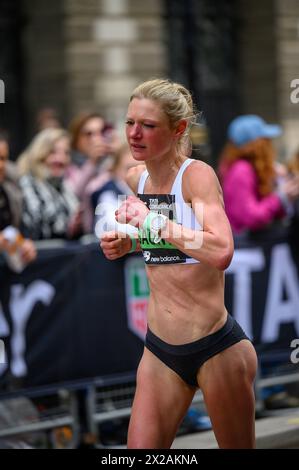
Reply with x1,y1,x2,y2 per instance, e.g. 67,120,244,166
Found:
9,281,55,377
0,301,10,375
262,244,299,343
226,248,265,339
290,339,299,364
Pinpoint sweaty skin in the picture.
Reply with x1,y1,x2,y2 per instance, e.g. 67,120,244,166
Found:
127,161,229,345
139,165,227,344
101,95,257,449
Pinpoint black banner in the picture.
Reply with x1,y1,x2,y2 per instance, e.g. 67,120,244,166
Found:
0,230,298,390
0,242,143,389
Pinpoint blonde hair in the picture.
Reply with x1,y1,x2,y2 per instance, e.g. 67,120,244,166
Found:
17,128,69,179
130,78,198,156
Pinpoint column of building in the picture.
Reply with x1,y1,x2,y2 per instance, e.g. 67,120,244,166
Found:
276,0,299,158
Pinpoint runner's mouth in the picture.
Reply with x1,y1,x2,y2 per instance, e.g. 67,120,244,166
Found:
131,143,146,149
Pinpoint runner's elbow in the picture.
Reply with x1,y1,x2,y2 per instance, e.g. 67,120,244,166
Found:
216,246,233,271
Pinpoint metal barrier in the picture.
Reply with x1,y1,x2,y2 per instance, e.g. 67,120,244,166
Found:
0,372,136,447
0,371,207,448
1,232,298,447
0,363,298,448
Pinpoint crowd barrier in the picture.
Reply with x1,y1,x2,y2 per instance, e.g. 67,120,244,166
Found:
0,226,298,446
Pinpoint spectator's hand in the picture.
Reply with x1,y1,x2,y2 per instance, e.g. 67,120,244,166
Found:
115,195,149,228
100,231,132,260
20,239,37,264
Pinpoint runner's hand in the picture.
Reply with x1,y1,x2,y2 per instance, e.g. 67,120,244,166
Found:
115,195,149,228
100,231,132,260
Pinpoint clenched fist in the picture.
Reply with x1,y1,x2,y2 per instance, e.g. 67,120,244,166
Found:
115,195,149,228
100,231,134,260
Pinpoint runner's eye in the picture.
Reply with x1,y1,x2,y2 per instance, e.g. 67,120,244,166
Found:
143,123,155,128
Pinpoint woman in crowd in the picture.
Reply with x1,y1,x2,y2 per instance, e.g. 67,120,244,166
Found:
17,128,79,240
218,115,299,235
67,111,121,232
0,130,36,268
219,115,299,410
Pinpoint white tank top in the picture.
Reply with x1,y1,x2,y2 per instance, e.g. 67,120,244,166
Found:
137,158,202,265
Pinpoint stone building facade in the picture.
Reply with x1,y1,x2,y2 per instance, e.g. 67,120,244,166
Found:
237,0,299,158
0,0,298,159
22,0,167,134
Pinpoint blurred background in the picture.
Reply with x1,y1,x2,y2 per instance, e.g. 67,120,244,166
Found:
0,0,299,449
0,0,298,163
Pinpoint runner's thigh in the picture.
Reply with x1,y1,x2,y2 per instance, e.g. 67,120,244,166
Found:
128,348,196,449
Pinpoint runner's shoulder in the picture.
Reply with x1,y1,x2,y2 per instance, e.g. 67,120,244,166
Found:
126,164,147,194
184,159,220,200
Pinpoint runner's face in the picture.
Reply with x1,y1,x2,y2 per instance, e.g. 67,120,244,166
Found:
126,98,177,162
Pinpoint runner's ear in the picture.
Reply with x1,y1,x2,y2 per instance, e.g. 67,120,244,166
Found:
174,119,187,139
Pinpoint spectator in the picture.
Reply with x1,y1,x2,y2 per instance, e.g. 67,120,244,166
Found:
0,130,36,267
17,128,79,240
67,111,121,233
218,116,299,409
218,115,299,235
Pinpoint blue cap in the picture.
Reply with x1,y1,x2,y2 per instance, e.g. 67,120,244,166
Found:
228,115,282,147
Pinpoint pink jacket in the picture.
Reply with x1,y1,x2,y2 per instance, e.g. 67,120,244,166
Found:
221,160,285,233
